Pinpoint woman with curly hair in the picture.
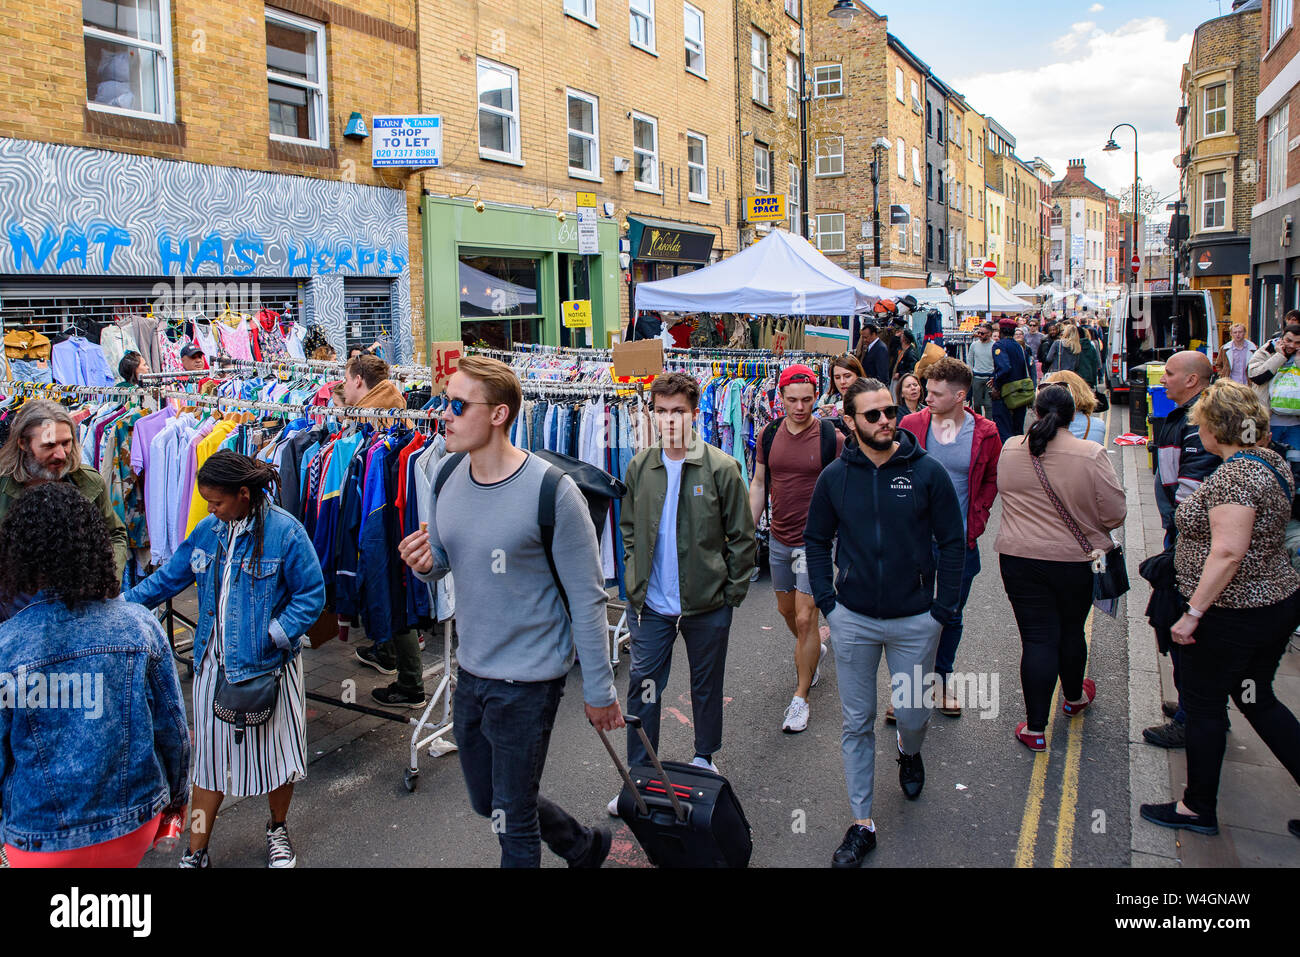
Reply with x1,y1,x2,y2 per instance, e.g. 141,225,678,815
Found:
126,450,325,868
0,482,190,867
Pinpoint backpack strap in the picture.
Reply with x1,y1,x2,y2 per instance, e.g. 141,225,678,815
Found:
761,419,781,466
433,451,467,497
1234,452,1294,502
819,417,838,468
538,464,570,620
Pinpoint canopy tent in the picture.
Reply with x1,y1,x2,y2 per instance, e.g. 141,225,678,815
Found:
633,228,890,317
1009,281,1037,298
952,277,1034,314
1034,283,1060,297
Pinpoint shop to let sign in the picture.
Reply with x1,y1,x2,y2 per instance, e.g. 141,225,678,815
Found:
745,194,786,223
429,340,462,391
372,116,442,168
562,299,592,328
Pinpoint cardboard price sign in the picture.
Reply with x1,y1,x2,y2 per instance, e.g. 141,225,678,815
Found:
772,331,789,356
612,339,664,377
430,341,463,392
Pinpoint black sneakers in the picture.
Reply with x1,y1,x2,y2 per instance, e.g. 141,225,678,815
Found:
355,645,397,676
178,846,210,868
831,824,877,867
898,749,925,800
569,826,613,868
372,683,428,709
1139,802,1219,836
266,821,297,868
1143,721,1186,749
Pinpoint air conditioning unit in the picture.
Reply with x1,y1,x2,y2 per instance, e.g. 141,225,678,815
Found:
612,156,631,173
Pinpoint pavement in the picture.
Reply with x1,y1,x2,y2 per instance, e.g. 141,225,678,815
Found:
135,406,1299,868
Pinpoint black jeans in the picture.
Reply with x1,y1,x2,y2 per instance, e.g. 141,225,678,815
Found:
990,399,1027,444
1000,554,1094,731
453,668,595,868
626,604,733,767
1181,591,1300,819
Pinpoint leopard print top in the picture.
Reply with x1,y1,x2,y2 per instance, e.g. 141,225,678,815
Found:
1174,447,1300,608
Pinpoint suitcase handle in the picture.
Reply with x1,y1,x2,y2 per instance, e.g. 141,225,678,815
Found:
592,714,686,823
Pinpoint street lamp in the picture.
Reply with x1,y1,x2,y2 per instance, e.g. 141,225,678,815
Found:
870,136,892,279
1105,123,1138,378
828,0,858,21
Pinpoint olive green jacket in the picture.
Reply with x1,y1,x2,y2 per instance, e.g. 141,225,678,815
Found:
0,466,129,581
620,433,756,617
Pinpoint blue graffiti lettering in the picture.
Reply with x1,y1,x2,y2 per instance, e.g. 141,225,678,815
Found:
158,233,191,275
89,224,132,271
286,240,314,274
190,233,224,272
377,249,389,272
231,236,263,276
389,252,406,274
55,228,89,270
333,246,353,272
357,247,376,271
314,249,333,274
7,224,59,270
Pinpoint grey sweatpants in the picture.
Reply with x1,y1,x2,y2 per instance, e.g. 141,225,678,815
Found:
828,603,942,821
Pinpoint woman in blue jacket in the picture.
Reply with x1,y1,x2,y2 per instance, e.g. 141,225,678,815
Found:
127,450,325,869
0,482,190,867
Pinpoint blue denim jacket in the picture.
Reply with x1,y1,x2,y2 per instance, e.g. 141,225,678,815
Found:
0,595,191,853
125,504,326,682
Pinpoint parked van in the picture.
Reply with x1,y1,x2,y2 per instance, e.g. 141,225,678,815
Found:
1106,289,1222,401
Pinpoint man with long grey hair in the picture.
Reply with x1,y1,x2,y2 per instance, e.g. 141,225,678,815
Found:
0,399,128,582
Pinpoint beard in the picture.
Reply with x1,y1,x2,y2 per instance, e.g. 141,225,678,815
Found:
862,430,895,451
23,451,70,482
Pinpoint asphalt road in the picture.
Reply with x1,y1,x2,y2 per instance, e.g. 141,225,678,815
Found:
144,410,1137,869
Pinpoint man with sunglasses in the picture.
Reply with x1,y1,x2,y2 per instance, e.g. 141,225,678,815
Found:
804,377,964,867
399,356,621,868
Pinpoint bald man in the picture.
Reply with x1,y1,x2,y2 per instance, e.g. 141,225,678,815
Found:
1145,349,1221,752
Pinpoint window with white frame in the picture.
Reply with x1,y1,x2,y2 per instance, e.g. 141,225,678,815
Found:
912,220,921,255
1268,104,1288,199
1273,0,1292,47
784,0,800,19
897,222,907,252
813,63,842,98
567,89,599,178
630,0,655,51
912,146,921,184
1202,170,1226,229
754,141,771,191
751,29,769,104
967,129,973,160
788,161,800,234
477,58,520,161
897,137,905,177
83,0,174,120
895,67,904,102
816,213,845,253
786,54,799,117
266,8,328,146
684,3,705,76
1203,83,1226,137
564,0,596,23
633,112,659,189
910,79,920,112
816,136,843,176
686,131,707,200
952,179,962,211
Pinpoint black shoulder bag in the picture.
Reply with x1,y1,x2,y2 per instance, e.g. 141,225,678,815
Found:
211,552,284,744
1030,454,1129,601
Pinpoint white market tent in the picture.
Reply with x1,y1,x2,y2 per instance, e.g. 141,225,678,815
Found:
633,228,891,316
952,277,1034,313
1009,281,1037,298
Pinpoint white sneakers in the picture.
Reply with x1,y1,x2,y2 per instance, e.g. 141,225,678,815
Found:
607,795,621,816
782,696,810,733
810,643,828,689
689,755,720,773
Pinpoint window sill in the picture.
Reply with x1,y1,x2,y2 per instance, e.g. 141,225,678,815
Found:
268,138,337,169
752,98,774,113
564,11,599,28
689,196,711,204
634,184,662,195
814,172,844,179
568,169,604,183
1264,26,1293,63
480,152,525,167
84,106,185,147
687,67,708,81
86,101,173,124
631,41,659,57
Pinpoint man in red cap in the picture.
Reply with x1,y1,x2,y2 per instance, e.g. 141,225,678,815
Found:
749,364,844,733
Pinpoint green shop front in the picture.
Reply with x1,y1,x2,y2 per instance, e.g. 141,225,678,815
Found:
626,214,719,322
422,195,621,351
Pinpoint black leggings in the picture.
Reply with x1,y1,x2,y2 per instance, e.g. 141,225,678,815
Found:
1000,554,1094,731
1181,590,1300,819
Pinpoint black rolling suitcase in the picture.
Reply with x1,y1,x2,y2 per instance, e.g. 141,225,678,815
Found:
595,715,752,868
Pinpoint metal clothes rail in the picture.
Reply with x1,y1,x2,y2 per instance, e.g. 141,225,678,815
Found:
160,389,443,422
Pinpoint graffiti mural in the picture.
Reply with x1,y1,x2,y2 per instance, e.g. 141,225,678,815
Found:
0,137,412,360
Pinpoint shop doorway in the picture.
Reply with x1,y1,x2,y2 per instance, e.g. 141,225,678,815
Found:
559,254,592,348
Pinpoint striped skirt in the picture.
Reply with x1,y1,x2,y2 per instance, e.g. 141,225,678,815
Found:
192,641,307,797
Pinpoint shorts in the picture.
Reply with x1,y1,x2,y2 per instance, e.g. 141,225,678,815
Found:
769,537,811,595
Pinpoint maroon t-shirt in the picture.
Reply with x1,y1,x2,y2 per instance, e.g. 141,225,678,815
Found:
758,419,844,547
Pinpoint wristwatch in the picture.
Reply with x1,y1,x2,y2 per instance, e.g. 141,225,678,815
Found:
1186,605,1204,619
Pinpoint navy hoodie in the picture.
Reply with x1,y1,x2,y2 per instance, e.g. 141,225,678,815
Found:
803,428,965,622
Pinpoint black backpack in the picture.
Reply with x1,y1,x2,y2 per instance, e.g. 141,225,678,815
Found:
760,417,840,472
433,450,627,617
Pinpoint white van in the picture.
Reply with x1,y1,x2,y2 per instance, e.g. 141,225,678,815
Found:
1106,289,1222,401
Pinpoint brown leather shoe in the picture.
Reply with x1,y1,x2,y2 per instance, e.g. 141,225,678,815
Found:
884,705,896,724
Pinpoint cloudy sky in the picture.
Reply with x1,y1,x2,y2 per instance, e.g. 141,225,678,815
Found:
867,0,1232,214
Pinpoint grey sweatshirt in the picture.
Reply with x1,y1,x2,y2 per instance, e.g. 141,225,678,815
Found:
415,452,617,707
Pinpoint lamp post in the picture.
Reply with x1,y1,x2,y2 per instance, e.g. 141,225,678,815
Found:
870,137,892,282
1104,123,1138,378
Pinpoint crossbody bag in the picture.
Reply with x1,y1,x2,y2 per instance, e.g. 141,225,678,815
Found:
1030,454,1129,601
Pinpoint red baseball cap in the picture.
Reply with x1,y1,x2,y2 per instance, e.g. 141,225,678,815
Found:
778,364,818,390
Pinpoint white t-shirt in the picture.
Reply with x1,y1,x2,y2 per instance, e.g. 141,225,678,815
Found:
645,453,684,616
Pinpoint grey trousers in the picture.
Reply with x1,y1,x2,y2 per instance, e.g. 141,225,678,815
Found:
970,375,993,417
828,603,942,821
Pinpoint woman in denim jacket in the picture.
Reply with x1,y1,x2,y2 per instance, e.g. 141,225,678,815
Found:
0,483,190,867
127,450,325,868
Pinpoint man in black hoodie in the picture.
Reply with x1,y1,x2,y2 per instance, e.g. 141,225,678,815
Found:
804,376,965,868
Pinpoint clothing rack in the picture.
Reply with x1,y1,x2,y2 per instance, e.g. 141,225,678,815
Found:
4,381,153,404
240,356,431,379
160,389,442,422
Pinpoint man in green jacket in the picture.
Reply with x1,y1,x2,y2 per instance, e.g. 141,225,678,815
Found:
0,399,128,583
612,372,755,805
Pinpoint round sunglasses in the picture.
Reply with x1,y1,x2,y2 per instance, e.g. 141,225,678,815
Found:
853,405,899,423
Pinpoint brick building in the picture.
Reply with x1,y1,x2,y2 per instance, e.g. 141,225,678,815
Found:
1106,193,1121,290
0,0,422,360
1052,159,1111,293
949,94,987,290
1032,157,1056,286
1176,0,1261,335
1251,0,1300,337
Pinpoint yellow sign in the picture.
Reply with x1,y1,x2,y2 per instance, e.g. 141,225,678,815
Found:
562,299,592,328
576,191,597,208
745,194,786,223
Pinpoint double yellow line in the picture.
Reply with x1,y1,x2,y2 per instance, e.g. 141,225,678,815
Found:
1013,400,1113,868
